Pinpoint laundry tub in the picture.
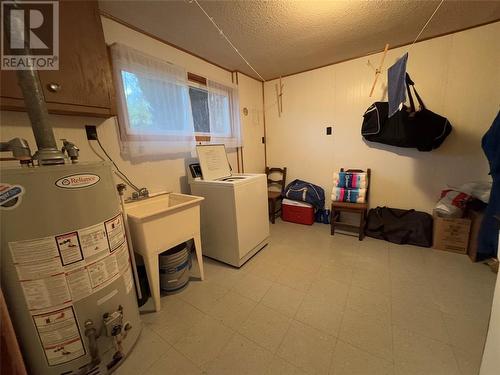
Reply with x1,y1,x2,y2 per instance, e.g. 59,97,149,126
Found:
125,192,204,311
159,243,191,293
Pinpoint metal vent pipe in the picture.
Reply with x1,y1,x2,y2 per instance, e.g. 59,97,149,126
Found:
9,2,65,165
16,68,65,165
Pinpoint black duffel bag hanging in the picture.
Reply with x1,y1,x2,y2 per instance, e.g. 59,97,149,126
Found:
361,74,452,151
365,206,433,247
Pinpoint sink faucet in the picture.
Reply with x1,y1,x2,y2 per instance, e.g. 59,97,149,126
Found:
61,139,79,163
119,184,149,203
132,187,149,200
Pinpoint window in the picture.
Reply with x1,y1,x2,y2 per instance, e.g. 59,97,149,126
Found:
121,70,189,135
110,43,241,158
189,86,210,134
188,82,232,137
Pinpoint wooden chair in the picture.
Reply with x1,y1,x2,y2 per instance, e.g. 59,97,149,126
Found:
266,167,287,224
331,168,371,240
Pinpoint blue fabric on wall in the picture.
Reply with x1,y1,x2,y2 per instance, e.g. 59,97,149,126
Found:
387,53,408,118
478,111,500,259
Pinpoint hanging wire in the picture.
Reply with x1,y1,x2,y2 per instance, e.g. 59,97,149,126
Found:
190,0,444,80
95,138,141,192
191,0,265,81
409,0,446,50
88,137,140,192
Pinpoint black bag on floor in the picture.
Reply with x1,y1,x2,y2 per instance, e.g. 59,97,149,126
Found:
361,74,452,151
365,207,433,247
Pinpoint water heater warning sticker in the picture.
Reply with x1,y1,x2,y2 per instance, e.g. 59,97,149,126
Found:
9,212,132,308
55,232,83,266
10,236,59,264
65,266,93,302
79,223,109,260
87,255,119,289
105,214,126,252
115,242,130,273
21,274,72,311
123,265,134,294
32,306,85,366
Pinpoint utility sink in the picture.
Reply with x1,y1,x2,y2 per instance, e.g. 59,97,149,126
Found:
125,193,204,312
126,193,204,223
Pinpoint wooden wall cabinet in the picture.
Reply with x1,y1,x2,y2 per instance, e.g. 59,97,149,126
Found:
0,1,114,118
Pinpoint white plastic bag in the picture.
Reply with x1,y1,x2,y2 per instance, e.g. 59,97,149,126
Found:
434,189,471,218
434,181,492,218
451,182,492,203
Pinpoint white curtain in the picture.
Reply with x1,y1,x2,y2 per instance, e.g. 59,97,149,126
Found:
207,79,243,148
110,43,195,157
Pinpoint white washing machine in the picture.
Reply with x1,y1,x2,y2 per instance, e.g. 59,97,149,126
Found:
189,145,269,267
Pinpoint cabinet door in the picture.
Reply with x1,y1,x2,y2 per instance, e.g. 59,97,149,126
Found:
0,71,24,100
38,0,111,109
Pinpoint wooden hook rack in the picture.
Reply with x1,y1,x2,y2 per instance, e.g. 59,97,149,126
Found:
369,43,389,97
275,76,284,117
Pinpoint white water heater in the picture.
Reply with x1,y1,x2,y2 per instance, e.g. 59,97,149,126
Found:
0,161,141,375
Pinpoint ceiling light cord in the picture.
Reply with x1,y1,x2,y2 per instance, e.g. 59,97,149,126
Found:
191,0,265,81
409,0,446,50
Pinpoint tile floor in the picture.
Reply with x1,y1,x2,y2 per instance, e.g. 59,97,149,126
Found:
116,220,497,375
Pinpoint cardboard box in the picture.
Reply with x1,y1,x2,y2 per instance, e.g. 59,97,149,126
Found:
465,208,485,261
433,214,471,254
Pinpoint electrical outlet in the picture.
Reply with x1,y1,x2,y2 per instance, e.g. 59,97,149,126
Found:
85,125,98,140
326,126,332,135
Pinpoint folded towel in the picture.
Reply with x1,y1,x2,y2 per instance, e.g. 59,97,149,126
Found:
333,172,368,189
331,187,367,203
388,52,408,117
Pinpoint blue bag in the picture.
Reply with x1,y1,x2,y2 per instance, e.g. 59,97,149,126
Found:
315,208,331,224
284,179,325,209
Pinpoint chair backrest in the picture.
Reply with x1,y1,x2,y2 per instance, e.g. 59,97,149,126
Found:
266,167,287,193
340,168,371,202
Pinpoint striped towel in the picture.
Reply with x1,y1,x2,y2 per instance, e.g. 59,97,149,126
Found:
333,172,368,189
331,187,367,203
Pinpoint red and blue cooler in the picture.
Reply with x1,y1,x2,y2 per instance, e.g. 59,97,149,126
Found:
281,198,314,225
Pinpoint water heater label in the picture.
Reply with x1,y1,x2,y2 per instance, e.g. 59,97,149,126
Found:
8,212,133,365
32,306,86,366
55,232,83,266
9,212,129,310
55,174,100,189
123,265,134,294
0,183,25,210
105,214,126,252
